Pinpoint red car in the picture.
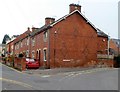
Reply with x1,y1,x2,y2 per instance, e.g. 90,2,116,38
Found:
26,58,40,69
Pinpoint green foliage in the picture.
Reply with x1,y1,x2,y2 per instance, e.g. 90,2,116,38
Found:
2,34,10,44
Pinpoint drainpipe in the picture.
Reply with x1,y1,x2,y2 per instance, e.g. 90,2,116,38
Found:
48,29,50,69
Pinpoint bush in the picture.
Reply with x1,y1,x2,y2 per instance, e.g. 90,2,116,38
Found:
114,55,120,68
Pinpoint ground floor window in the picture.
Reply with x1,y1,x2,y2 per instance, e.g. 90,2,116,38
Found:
26,50,29,58
32,50,35,59
43,49,47,61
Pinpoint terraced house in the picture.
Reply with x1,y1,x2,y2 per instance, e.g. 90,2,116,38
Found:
5,4,110,69
14,28,31,57
28,4,108,68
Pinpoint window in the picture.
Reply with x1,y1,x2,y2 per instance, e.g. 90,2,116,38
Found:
15,45,16,50
32,37,35,46
32,50,35,59
26,50,29,58
21,41,23,47
43,31,48,42
17,43,19,49
27,38,29,45
11,45,13,50
43,49,47,61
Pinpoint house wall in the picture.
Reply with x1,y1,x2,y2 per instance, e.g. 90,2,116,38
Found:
49,12,98,68
109,39,120,55
97,36,108,54
14,30,31,57
30,32,49,67
14,37,29,57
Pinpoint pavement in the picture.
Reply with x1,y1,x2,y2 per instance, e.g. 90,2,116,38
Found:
23,67,114,75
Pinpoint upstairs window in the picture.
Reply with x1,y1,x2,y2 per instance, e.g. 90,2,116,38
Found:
21,41,23,47
43,31,48,42
27,38,29,46
32,37,35,46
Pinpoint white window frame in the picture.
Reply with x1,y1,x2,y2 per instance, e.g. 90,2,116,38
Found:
32,50,35,59
27,38,29,46
26,50,29,58
32,37,35,46
43,48,47,61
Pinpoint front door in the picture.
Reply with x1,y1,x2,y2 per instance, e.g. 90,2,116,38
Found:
38,50,41,66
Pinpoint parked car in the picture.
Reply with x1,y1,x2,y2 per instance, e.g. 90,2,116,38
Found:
25,58,40,69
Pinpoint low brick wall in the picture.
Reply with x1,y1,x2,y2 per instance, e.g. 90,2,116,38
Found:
83,59,114,68
14,57,26,71
97,59,114,67
5,57,14,67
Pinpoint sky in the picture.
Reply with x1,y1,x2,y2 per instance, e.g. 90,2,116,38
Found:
0,0,119,43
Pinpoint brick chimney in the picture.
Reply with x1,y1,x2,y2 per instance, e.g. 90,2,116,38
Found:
69,4,81,13
32,27,39,32
31,27,35,32
45,17,55,25
27,27,30,31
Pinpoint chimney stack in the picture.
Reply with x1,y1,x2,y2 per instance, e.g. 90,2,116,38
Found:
32,27,35,32
69,4,81,13
45,17,55,25
32,26,39,32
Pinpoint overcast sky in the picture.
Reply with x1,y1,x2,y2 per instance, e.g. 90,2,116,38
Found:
0,0,119,43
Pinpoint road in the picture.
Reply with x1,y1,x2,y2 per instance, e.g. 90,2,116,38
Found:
0,63,118,90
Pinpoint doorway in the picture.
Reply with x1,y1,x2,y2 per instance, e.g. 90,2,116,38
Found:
38,50,41,66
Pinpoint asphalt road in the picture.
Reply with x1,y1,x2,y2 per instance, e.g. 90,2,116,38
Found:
0,63,118,90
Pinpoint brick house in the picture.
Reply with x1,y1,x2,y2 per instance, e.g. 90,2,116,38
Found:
97,28,108,54
109,39,120,56
29,4,109,68
6,35,19,57
14,28,31,57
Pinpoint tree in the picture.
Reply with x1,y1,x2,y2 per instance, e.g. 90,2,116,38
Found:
2,34,11,44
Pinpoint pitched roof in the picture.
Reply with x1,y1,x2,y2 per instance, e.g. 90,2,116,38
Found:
14,30,31,44
97,28,108,37
111,39,120,47
31,10,107,37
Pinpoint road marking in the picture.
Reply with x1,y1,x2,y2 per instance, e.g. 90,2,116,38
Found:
0,77,33,89
58,68,115,81
1,63,23,74
41,75,51,78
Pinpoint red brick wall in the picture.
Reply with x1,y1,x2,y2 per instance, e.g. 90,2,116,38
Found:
14,57,26,71
49,12,98,68
97,36,108,54
14,37,29,56
14,30,31,56
30,32,49,67
6,40,15,55
109,39,120,55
